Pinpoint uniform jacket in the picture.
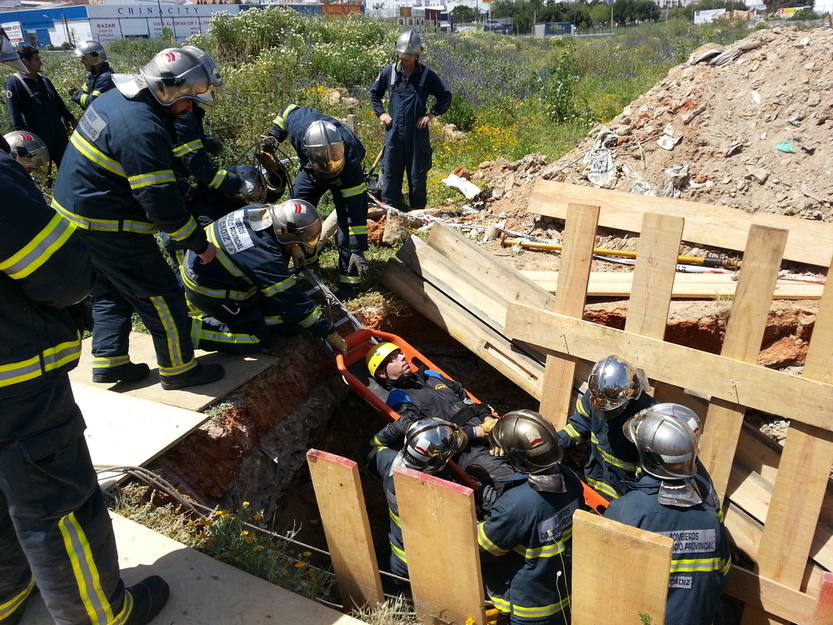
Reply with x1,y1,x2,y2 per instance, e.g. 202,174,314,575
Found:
71,62,114,110
0,151,93,398
172,108,240,199
51,89,207,253
558,391,656,500
267,105,367,253
182,206,333,339
369,62,451,119
477,467,583,624
604,474,730,625
5,72,74,152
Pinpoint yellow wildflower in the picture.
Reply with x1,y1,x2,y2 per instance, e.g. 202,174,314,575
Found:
252,513,263,521
240,530,250,536
294,561,306,568
302,551,312,557
253,545,264,552
242,501,250,508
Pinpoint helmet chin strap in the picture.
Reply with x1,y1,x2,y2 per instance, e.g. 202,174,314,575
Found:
527,471,566,494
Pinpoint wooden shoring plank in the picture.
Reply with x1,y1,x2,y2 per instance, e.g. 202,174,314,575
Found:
528,180,833,268
427,223,556,312
306,450,383,610
699,225,788,501
751,255,833,617
539,203,599,428
393,467,484,625
726,565,819,625
572,510,672,625
503,304,833,433
813,573,833,625
383,260,545,397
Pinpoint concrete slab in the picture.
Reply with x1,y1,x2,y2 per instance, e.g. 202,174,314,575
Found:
69,332,278,411
20,514,366,625
73,383,207,489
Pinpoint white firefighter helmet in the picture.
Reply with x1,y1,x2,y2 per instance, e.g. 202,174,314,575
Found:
4,130,50,173
74,40,107,66
268,199,322,253
395,30,423,56
391,417,467,475
587,355,649,416
302,120,345,179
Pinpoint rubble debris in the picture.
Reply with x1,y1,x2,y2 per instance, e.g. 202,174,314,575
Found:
776,141,797,154
441,173,482,200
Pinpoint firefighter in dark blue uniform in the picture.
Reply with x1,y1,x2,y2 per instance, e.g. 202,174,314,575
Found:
605,403,730,625
261,105,368,297
557,355,656,501
367,417,467,580
369,30,451,212
181,199,347,354
0,136,168,624
69,41,115,111
51,47,226,389
5,45,75,167
477,410,582,625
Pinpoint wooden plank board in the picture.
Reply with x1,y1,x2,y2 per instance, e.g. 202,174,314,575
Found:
70,332,278,412
521,271,824,300
726,566,819,625
503,304,833,432
306,450,383,610
393,467,484,625
75,383,208,489
21,513,367,625
813,573,833,625
700,225,787,500
528,180,833,268
572,510,672,625
539,203,599,427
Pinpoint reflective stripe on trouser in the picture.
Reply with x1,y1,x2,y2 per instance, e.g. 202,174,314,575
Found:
509,596,571,623
189,317,262,356
0,376,128,625
92,355,130,371
80,231,197,378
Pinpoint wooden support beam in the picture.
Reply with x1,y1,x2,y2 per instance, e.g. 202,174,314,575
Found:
503,304,833,432
393,467,484,625
306,450,383,610
726,566,820,625
700,225,788,501
528,180,833,268
539,203,599,428
572,510,672,625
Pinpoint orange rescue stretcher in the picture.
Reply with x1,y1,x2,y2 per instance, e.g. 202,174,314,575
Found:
335,328,610,513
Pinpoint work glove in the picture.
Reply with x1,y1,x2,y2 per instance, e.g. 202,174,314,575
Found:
260,135,278,153
289,244,306,269
238,178,262,203
347,252,369,280
482,417,498,435
326,331,347,354
489,444,505,457
476,484,500,512
204,136,223,156
68,86,78,96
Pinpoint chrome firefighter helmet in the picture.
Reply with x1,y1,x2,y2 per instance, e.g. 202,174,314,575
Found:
392,417,467,475
73,40,106,66
624,404,702,507
0,29,25,73
229,165,268,204
588,355,648,416
491,409,562,474
4,130,50,173
395,29,423,56
303,120,345,179
268,199,322,253
139,47,221,107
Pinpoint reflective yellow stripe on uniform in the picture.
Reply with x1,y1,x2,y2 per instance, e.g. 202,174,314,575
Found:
512,596,571,619
591,434,636,472
70,132,125,177
0,336,82,388
0,576,35,620
512,528,572,560
158,359,198,377
199,328,259,345
576,396,590,418
477,523,508,556
92,355,130,370
80,94,90,107
299,306,322,328
488,595,511,614
564,423,582,440
51,198,156,235
341,183,367,198
91,90,102,97
339,274,361,284
390,541,407,563
0,213,76,280
149,296,185,368
168,216,198,242
172,139,203,157
205,224,252,283
265,315,283,326
128,170,176,191
181,269,256,302
389,507,401,528
58,512,115,625
272,103,298,129
208,169,227,189
587,477,619,499
669,557,725,574
348,225,368,236
262,275,297,297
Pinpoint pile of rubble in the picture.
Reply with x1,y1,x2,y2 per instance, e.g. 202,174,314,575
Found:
473,26,833,226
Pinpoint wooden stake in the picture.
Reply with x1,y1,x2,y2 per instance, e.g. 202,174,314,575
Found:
306,450,383,610
698,225,787,500
393,467,484,625
538,203,600,428
572,510,672,625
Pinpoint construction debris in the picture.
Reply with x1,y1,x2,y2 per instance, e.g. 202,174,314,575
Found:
441,173,482,199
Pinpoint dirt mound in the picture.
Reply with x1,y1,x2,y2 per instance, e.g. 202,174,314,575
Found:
472,26,833,227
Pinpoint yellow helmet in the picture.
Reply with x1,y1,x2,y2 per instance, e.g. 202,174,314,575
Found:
366,342,401,377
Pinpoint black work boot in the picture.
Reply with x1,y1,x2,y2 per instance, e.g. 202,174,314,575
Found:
124,576,169,625
160,363,224,390
93,362,150,384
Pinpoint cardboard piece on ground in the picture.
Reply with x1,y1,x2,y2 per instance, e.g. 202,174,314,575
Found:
20,513,366,625
521,270,824,300
69,332,278,411
75,383,207,489
572,510,672,625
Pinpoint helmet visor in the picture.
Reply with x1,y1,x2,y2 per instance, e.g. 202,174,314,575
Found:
307,143,345,178
589,392,629,413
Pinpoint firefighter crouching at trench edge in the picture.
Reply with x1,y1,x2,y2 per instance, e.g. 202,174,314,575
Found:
260,105,369,299
51,46,226,390
0,30,170,625
181,198,348,355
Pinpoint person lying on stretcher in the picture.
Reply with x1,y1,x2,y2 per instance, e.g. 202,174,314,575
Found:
365,342,517,506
